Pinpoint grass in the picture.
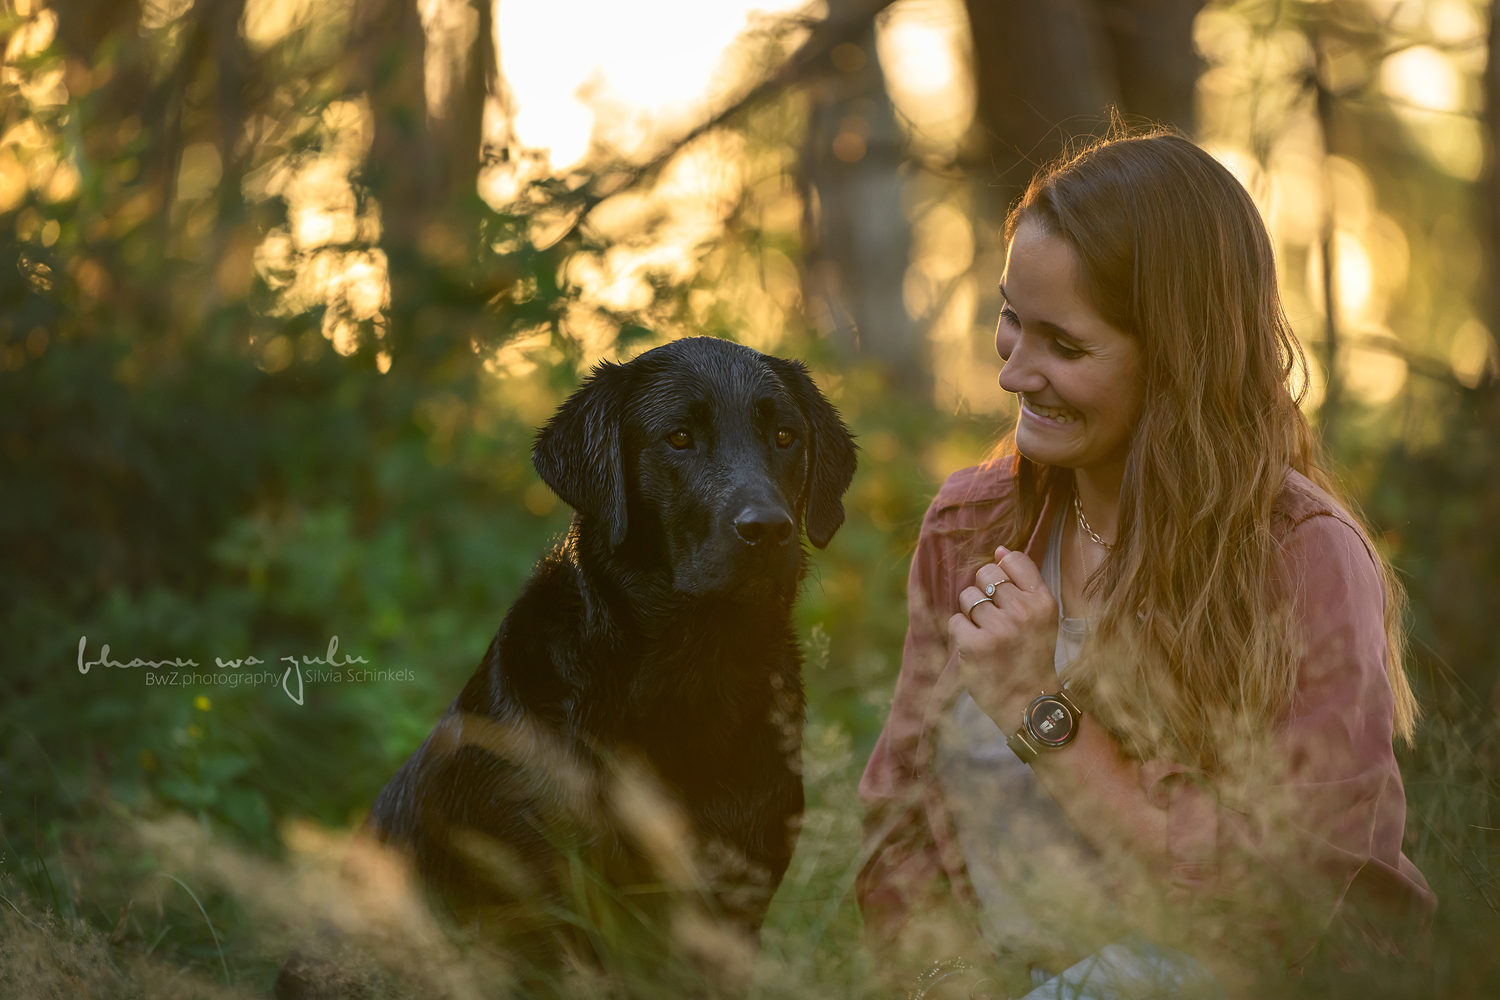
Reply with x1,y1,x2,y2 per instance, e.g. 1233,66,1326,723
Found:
2,686,1497,999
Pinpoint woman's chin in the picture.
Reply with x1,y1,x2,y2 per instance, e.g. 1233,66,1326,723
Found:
1014,424,1081,468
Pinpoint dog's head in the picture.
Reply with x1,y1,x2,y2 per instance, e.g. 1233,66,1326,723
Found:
533,337,857,604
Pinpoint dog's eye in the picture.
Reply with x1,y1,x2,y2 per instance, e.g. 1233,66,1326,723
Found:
667,430,693,449
775,428,795,448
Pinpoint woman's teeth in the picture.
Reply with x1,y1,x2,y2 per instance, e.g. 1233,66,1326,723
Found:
1022,398,1079,424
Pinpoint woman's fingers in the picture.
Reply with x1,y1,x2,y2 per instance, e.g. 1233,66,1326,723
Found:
952,574,1060,709
953,587,1018,652
953,550,1063,711
958,586,1001,626
975,549,1046,598
949,611,979,644
950,609,997,660
995,546,1047,595
986,549,1057,625
973,562,1010,595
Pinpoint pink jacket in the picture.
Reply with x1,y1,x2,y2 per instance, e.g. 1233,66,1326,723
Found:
856,460,1435,951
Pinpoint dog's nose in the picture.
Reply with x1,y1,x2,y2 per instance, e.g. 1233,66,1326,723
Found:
734,507,795,547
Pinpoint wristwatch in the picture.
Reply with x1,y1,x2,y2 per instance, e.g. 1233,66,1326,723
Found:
1006,688,1082,764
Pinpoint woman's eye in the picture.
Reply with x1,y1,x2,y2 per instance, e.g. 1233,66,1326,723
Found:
668,430,693,449
1000,306,1020,326
775,428,795,448
1051,339,1085,360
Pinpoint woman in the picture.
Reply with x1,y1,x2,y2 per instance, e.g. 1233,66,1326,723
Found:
857,131,1434,997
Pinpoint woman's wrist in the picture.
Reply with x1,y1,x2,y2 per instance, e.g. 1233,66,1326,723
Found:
971,659,1063,736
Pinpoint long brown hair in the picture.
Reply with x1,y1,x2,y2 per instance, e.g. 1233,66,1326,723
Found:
981,129,1416,769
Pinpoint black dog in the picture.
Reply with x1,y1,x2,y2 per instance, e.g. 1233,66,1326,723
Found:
365,336,856,957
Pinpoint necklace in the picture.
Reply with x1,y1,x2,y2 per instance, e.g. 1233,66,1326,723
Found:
1073,493,1114,549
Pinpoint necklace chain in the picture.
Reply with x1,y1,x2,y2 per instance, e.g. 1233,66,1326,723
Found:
1073,493,1113,549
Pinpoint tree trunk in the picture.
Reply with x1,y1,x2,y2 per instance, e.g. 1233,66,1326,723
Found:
800,4,921,388
1101,0,1205,133
1482,0,1500,378
963,0,1116,217
1313,32,1344,447
963,0,1203,215
353,0,495,253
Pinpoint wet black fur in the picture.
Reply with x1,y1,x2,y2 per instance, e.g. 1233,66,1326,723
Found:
364,337,857,949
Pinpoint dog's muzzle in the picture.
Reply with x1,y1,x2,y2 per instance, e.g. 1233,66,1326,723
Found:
724,504,798,605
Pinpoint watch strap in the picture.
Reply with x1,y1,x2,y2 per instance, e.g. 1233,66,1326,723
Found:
1006,725,1042,764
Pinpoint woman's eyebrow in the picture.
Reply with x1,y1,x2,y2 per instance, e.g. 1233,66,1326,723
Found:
998,283,1081,342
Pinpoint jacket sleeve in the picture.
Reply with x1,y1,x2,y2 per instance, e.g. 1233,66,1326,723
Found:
856,497,968,945
1139,512,1435,942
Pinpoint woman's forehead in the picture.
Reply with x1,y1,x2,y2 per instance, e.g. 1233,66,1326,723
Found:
1001,224,1092,313
1002,222,1080,293
1001,219,1136,347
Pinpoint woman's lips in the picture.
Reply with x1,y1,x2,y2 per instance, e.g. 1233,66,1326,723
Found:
1020,396,1080,426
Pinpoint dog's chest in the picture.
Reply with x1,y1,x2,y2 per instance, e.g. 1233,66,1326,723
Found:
609,655,802,800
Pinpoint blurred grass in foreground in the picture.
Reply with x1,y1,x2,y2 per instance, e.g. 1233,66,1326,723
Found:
0,672,1497,1000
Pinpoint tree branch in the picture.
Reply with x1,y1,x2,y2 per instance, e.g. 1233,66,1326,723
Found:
536,0,899,254
1348,333,1464,388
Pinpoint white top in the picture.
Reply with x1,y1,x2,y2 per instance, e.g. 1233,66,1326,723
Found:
934,513,1118,963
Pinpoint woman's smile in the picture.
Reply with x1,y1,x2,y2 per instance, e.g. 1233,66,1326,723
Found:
1019,396,1082,426
996,218,1144,479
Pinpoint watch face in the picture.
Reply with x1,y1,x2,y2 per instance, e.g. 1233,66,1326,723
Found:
1026,696,1076,747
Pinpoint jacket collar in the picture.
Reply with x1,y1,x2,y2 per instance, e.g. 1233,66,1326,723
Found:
1025,474,1066,566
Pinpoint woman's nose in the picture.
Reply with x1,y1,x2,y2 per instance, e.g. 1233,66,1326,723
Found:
997,332,1046,394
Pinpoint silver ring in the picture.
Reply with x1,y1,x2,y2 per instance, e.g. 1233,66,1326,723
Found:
964,596,995,619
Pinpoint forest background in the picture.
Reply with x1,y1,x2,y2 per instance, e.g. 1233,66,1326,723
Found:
2,0,1499,996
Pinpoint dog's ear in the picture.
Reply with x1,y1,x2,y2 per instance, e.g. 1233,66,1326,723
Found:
533,361,629,549
773,359,857,549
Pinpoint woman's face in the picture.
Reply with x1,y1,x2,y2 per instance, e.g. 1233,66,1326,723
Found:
996,218,1145,478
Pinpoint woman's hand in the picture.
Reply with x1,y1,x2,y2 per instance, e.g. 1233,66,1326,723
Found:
950,545,1060,732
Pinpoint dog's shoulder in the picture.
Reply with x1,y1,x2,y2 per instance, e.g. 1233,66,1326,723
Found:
500,544,586,650
457,543,591,717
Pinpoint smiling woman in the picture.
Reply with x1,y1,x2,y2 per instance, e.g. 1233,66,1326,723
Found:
995,226,1144,531
858,130,1432,999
